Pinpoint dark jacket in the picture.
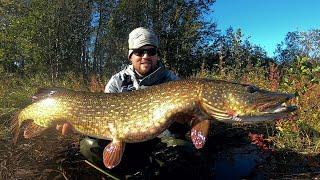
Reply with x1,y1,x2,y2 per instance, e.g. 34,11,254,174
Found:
105,63,179,93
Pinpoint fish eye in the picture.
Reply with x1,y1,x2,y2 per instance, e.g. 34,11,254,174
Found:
246,86,258,93
49,91,57,96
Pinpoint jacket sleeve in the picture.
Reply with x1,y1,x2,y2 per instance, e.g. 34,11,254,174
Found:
104,75,121,93
166,70,180,81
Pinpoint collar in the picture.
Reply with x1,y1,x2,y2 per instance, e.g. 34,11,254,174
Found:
125,63,166,86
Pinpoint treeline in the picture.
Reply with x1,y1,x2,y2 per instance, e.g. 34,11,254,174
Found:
0,0,319,82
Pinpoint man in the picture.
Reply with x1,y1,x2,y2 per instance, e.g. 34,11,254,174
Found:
80,27,181,167
105,27,179,93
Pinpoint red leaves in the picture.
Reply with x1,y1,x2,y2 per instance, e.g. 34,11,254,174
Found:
248,132,273,152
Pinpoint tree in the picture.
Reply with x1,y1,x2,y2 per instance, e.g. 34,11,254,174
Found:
275,29,320,64
0,0,94,82
85,0,217,77
1,0,219,79
206,27,269,78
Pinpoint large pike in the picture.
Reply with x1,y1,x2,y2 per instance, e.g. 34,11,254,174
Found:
11,78,296,168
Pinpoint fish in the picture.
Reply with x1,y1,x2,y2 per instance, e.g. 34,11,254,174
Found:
11,78,296,169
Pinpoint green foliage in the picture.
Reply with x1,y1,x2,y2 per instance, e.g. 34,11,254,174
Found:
273,56,320,152
0,0,93,78
282,56,320,95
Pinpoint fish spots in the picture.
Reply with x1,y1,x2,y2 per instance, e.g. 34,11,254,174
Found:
152,104,175,121
139,126,149,134
202,98,209,103
154,122,161,128
95,116,102,120
123,127,130,135
61,101,69,106
131,128,138,134
160,117,168,123
118,133,125,139
142,108,149,113
108,123,116,136
135,121,144,127
149,128,157,134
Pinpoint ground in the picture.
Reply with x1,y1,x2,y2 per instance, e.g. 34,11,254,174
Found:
1,122,320,179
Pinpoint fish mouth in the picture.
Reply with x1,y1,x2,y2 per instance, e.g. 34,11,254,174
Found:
262,103,297,114
231,103,297,123
255,93,295,112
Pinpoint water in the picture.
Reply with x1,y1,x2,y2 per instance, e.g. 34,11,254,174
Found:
141,137,268,179
213,145,266,179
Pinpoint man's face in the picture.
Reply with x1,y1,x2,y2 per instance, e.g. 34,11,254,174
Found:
130,45,158,76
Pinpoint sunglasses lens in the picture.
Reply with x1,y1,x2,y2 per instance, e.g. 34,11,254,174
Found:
133,48,157,56
148,48,157,56
132,49,143,56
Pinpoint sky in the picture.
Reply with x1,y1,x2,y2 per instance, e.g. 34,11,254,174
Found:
211,0,320,57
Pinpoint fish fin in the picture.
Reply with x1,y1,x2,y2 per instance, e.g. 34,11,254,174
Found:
56,122,74,135
23,121,46,139
61,122,73,135
103,140,125,169
10,110,21,145
191,120,210,149
62,123,70,135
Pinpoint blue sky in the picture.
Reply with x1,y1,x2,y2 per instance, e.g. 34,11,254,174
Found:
210,0,320,57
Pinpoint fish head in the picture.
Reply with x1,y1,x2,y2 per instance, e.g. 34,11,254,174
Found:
201,80,297,123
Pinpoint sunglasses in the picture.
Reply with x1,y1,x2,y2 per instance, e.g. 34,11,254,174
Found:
132,48,157,57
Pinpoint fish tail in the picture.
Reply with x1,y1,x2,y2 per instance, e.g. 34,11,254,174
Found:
10,110,22,145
